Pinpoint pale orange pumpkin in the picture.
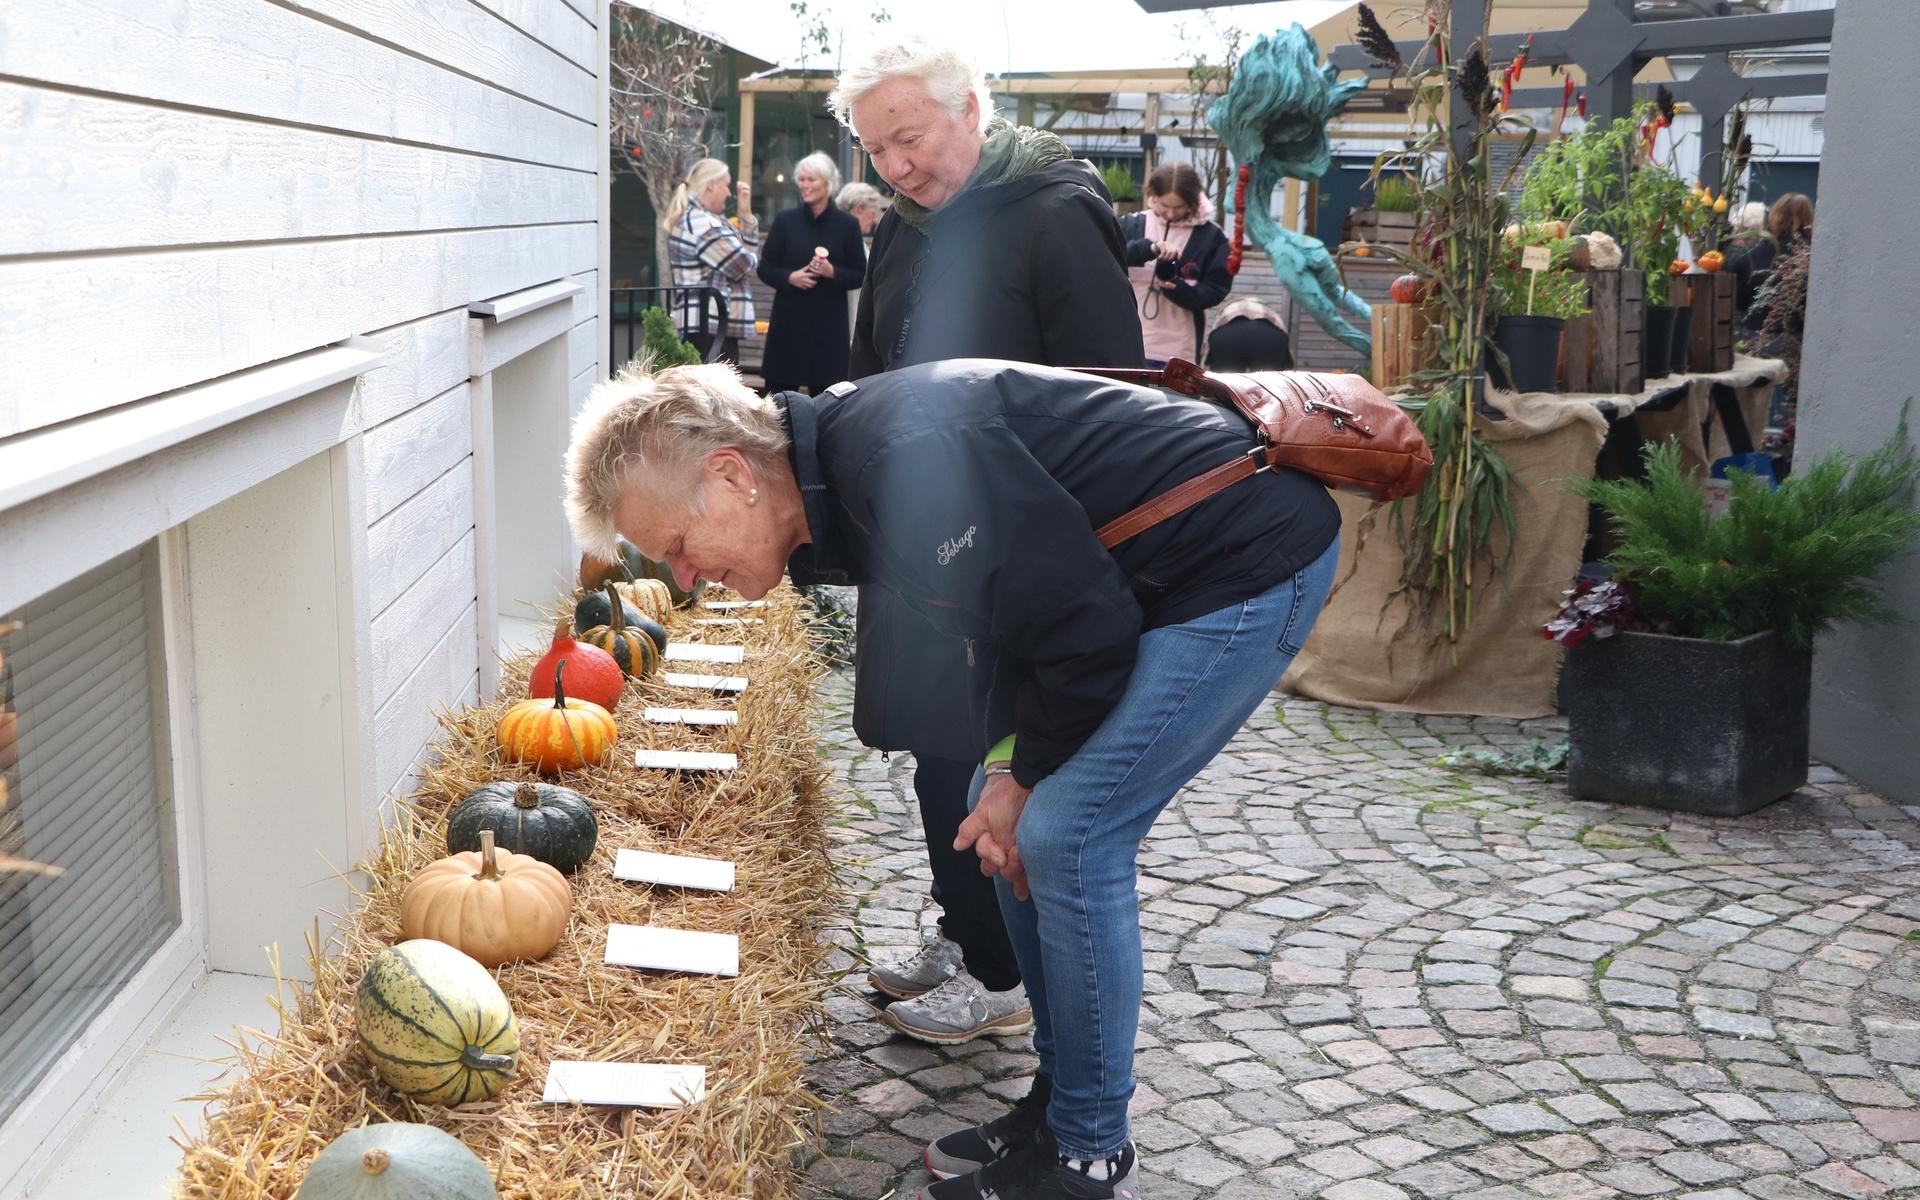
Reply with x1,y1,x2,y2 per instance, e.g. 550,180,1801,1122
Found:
399,829,571,967
498,660,617,775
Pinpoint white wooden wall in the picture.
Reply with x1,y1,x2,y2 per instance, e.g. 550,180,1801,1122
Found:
0,0,609,813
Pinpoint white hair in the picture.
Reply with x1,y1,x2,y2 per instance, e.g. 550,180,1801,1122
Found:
837,181,889,215
829,33,994,135
1731,200,1767,233
794,151,842,197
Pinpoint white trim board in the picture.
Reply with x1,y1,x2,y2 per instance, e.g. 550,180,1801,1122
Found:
0,338,385,513
471,278,583,322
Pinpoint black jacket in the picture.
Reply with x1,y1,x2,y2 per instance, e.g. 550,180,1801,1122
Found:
786,360,1340,785
850,159,1144,377
1117,212,1233,357
1205,315,1294,371
844,157,1145,759
758,203,867,391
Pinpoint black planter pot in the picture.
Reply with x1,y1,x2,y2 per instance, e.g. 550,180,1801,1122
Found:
1487,315,1566,393
1565,629,1812,816
1643,304,1677,378
1668,303,1695,376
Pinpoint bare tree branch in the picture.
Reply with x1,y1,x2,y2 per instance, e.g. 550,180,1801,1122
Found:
609,3,724,286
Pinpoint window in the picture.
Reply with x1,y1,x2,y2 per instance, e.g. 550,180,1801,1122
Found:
0,547,178,1125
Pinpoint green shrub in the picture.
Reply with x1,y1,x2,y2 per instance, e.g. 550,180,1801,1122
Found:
1372,175,1420,213
1099,162,1141,203
1490,226,1591,320
640,306,701,368
1578,423,1920,648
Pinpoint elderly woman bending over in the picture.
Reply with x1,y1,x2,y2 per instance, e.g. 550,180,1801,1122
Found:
566,357,1340,1200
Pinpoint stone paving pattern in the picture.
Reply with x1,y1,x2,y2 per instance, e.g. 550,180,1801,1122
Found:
799,668,1920,1200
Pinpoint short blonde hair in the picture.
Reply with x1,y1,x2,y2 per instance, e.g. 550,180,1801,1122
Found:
795,151,842,197
829,34,993,135
565,358,789,560
1731,200,1767,233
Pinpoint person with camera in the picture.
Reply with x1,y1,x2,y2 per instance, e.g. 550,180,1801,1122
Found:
1118,162,1233,367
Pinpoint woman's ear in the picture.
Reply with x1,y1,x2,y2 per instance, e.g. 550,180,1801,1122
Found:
705,448,757,500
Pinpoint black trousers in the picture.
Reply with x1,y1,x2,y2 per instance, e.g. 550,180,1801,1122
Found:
914,754,1022,992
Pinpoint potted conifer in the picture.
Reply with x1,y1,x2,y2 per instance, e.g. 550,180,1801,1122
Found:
1551,428,1920,815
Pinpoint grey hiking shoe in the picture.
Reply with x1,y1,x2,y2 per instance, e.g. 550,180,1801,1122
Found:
882,969,1034,1045
868,929,964,1000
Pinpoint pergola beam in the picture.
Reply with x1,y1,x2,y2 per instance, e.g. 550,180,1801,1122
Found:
1505,69,1829,111
1327,7,1834,74
738,75,1222,95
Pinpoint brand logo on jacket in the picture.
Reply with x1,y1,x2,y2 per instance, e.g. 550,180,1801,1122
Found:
936,526,978,566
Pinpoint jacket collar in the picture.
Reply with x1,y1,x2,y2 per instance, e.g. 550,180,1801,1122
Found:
779,390,851,580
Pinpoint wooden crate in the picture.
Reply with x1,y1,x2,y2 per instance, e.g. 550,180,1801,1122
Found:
1563,269,1645,394
1370,303,1433,390
1687,271,1736,373
1349,210,1419,250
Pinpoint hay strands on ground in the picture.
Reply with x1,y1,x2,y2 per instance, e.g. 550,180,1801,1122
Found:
173,585,840,1199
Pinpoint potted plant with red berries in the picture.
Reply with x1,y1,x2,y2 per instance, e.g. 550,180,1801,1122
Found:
1551,425,1920,815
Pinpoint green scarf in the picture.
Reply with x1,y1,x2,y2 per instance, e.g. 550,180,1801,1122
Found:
891,117,1073,230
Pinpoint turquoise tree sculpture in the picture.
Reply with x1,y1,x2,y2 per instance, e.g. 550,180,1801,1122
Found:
1209,24,1373,356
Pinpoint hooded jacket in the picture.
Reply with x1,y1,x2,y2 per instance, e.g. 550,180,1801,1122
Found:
844,155,1145,759
785,360,1340,784
1118,202,1233,364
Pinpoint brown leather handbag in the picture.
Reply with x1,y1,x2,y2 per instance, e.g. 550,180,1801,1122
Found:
1075,359,1434,549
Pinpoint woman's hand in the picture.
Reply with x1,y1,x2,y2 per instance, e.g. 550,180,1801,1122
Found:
955,772,1033,901
736,181,752,212
1154,240,1179,261
809,255,835,279
787,267,818,290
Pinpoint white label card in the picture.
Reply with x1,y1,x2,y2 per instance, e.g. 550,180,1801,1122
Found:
542,1061,707,1108
634,749,738,771
614,848,736,892
664,643,746,664
1521,245,1552,271
642,706,738,726
703,600,767,610
660,672,749,693
606,924,740,976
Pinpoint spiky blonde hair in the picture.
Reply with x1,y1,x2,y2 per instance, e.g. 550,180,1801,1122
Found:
564,357,789,561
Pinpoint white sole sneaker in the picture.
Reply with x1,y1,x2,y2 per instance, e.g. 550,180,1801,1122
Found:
881,1004,1035,1045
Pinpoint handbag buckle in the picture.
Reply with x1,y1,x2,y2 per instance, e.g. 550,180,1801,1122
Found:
1247,445,1274,474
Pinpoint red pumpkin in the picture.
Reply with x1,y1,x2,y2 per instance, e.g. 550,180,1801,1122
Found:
530,618,623,710
1390,273,1428,305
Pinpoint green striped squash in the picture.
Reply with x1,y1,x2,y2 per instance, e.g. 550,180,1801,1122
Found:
355,939,520,1106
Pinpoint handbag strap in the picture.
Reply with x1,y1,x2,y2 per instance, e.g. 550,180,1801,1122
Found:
1094,447,1274,549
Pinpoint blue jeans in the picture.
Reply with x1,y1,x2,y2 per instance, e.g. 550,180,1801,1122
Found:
974,537,1339,1159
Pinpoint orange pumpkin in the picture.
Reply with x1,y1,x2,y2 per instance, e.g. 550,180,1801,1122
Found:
400,830,571,967
1669,259,1691,276
1698,250,1725,273
499,660,616,775
1390,273,1427,304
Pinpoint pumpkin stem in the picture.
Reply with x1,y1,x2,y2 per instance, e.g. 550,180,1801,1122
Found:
462,1046,517,1073
514,782,541,809
360,1148,392,1176
552,615,573,644
477,828,500,880
551,658,569,710
604,583,625,634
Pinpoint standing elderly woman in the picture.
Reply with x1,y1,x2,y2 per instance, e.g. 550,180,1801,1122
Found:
665,158,758,363
837,181,892,325
757,152,867,395
566,356,1340,1200
826,34,1144,1051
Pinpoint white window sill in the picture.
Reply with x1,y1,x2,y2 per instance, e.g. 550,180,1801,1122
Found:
27,971,283,1200
470,279,581,323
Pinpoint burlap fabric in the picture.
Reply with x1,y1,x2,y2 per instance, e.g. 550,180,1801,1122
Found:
1631,355,1787,476
1280,356,1787,717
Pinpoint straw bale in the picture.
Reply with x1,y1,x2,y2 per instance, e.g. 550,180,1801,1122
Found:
173,586,840,1199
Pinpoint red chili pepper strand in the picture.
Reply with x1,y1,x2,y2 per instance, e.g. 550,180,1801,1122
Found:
1226,162,1250,276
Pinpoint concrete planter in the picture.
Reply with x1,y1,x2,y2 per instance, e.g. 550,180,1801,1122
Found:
1566,629,1812,816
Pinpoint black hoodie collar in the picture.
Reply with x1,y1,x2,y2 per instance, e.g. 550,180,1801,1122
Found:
778,391,851,582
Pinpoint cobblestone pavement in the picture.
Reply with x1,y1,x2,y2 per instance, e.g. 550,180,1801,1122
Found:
800,667,1920,1200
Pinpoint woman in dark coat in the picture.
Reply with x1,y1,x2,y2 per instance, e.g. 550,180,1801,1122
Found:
1116,162,1233,366
757,152,866,395
829,36,1145,1052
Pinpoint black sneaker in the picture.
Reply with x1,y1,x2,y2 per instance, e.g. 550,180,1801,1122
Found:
922,1121,1140,1200
924,1076,1052,1179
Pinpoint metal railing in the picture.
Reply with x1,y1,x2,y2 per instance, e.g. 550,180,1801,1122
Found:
609,285,727,367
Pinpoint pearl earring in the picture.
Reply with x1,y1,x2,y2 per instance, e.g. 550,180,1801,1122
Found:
749,488,759,505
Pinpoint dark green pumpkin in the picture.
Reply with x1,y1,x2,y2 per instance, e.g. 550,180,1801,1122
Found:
573,589,643,634
580,537,705,609
447,781,598,875
631,613,669,654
